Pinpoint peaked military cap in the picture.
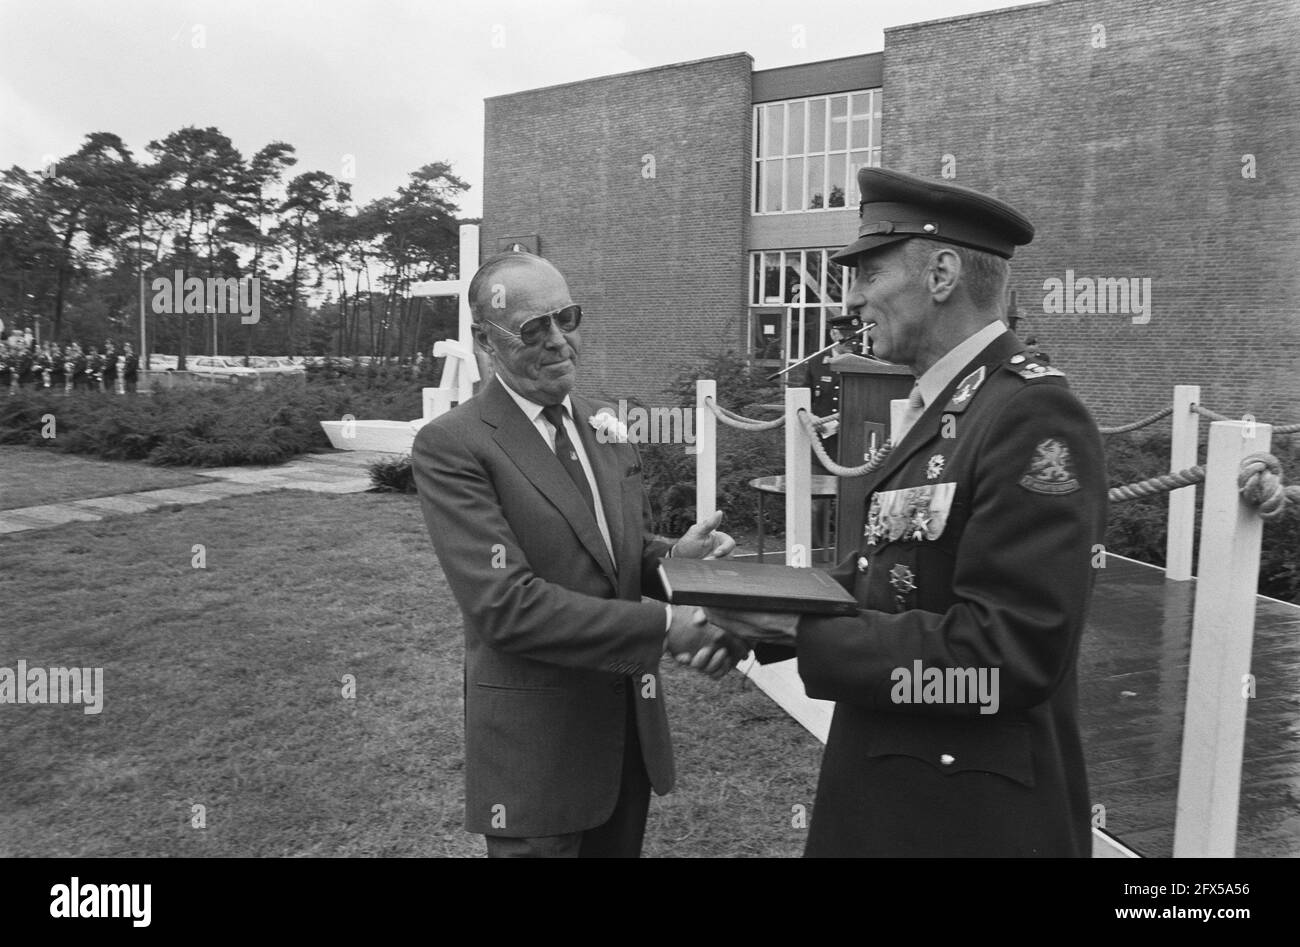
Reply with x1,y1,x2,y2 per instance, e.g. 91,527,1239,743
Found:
831,167,1035,265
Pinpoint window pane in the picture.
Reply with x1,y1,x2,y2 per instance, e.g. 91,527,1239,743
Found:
826,256,845,304
850,116,868,150
763,252,782,303
851,92,871,117
764,159,783,212
784,254,802,304
754,160,763,212
799,309,819,362
851,150,870,198
828,154,846,207
753,106,762,160
829,95,848,151
751,254,761,305
801,250,822,304
764,103,785,158
788,101,805,155
807,99,826,154
807,155,825,209
785,157,803,212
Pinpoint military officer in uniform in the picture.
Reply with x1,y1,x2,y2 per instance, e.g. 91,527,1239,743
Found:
800,312,864,471
710,167,1107,857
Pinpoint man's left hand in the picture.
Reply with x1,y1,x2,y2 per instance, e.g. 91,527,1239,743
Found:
706,608,800,648
671,510,735,559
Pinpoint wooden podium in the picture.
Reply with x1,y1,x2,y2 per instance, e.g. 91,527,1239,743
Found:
830,356,915,561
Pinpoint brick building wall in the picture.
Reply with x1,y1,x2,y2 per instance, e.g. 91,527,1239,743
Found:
481,53,754,405
884,0,1300,425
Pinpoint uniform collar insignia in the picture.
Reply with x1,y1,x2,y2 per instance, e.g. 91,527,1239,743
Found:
944,365,986,412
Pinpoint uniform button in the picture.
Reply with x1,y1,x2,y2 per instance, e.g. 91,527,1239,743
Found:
939,754,955,766
1010,354,1026,364
613,679,625,692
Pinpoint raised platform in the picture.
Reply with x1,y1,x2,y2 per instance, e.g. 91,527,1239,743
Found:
736,551,1300,857
319,419,422,454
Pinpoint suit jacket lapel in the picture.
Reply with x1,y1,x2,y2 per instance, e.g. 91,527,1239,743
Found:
570,394,627,568
866,330,1024,490
479,379,618,583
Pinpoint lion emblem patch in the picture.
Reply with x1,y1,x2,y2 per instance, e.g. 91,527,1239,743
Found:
1019,438,1080,495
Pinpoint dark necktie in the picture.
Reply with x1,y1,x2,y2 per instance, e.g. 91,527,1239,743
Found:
541,403,597,519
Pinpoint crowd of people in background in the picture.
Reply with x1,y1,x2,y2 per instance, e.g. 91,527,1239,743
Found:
1,331,140,394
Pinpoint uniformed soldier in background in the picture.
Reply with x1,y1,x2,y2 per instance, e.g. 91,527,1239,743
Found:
799,312,864,471
710,167,1107,857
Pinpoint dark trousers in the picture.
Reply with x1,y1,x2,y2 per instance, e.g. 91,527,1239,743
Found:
485,685,651,858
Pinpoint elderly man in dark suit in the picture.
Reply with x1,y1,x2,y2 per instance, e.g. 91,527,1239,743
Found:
712,168,1107,857
413,251,745,858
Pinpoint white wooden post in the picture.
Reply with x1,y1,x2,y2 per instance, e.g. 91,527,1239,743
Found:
1166,385,1201,581
695,379,717,519
785,387,812,567
889,398,908,442
1172,419,1270,858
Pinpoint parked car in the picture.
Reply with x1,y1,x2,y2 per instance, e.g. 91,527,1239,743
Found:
186,355,260,384
145,354,178,371
248,356,306,376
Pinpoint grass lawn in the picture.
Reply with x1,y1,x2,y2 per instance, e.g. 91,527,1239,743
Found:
0,444,208,511
0,489,822,857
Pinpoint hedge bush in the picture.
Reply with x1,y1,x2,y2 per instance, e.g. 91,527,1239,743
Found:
0,372,427,467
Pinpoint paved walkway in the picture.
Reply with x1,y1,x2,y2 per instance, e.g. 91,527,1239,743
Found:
0,451,396,534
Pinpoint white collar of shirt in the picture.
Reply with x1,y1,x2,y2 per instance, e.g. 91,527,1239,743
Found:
914,320,1006,410
497,374,574,425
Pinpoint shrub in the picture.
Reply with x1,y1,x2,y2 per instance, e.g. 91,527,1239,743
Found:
639,350,785,537
369,454,417,493
0,371,429,468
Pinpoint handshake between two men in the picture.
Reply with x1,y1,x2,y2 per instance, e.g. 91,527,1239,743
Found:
662,510,803,681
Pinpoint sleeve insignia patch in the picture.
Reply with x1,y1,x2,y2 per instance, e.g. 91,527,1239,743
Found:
1019,438,1081,495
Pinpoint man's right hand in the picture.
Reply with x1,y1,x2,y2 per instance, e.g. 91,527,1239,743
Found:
666,605,751,680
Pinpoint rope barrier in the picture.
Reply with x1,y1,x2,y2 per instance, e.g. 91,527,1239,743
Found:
797,409,894,478
1100,403,1299,436
1107,452,1298,518
1192,404,1300,434
1109,466,1205,503
1192,404,1232,422
1239,453,1300,521
1099,406,1172,435
703,396,786,431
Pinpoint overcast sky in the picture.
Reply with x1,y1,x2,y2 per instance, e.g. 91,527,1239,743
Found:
1,0,1040,219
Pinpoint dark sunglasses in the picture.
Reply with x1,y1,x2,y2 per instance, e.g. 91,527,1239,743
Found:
483,304,582,346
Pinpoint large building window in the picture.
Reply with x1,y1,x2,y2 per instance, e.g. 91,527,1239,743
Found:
753,90,882,214
749,249,854,366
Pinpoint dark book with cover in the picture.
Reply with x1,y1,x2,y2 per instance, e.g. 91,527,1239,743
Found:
658,558,859,615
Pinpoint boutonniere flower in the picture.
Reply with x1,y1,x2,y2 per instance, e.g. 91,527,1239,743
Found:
589,410,629,444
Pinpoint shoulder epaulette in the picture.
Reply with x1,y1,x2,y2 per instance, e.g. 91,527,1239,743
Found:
1006,352,1065,380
